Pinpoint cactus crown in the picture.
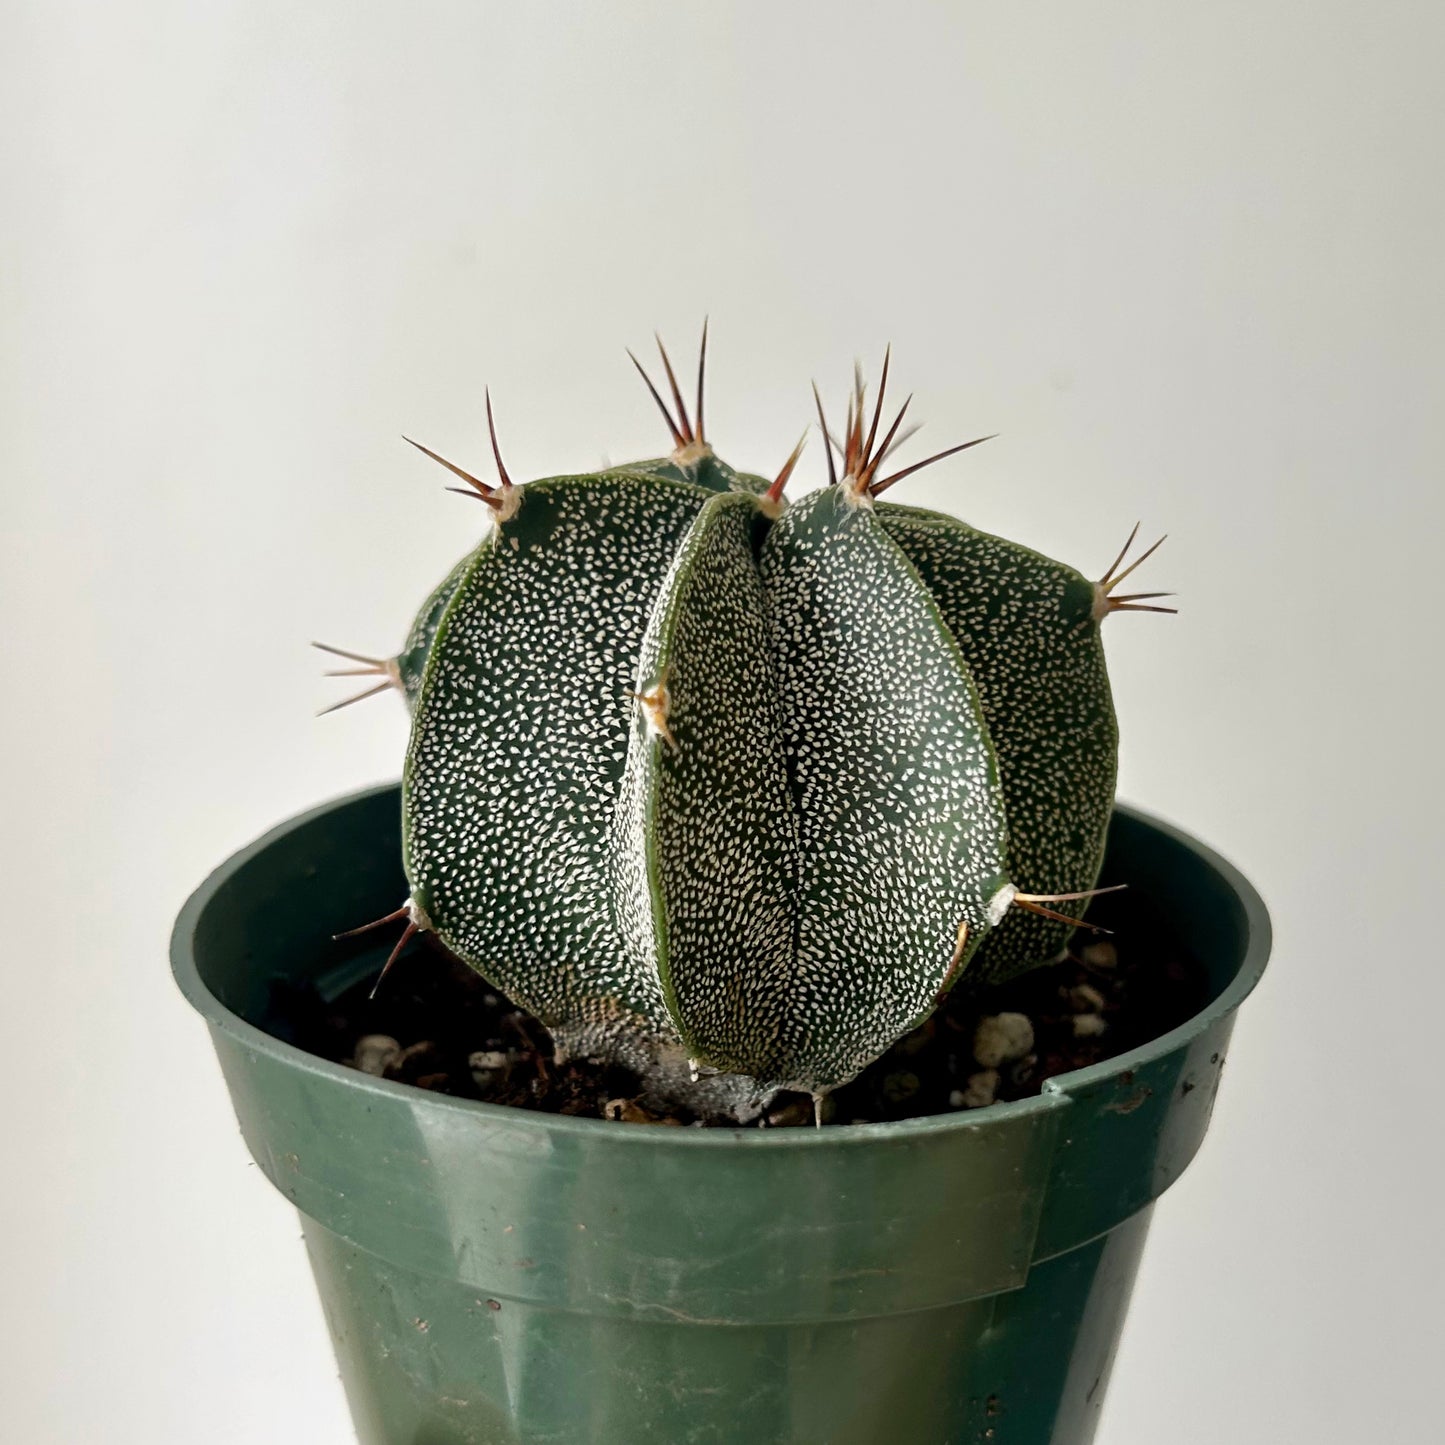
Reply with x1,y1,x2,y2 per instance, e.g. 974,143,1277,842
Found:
320,328,1170,1119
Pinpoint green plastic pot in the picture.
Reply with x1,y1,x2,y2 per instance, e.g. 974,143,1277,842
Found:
172,785,1269,1445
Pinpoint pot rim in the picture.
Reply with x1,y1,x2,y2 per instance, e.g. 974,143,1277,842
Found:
171,783,1270,1149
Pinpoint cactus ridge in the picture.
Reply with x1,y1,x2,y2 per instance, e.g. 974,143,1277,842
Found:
758,486,1011,1086
615,491,798,1081
395,556,472,702
324,344,1171,1113
403,472,716,1057
876,503,1121,981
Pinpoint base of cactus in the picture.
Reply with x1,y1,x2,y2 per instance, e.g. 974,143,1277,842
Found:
277,887,1207,1130
173,784,1269,1445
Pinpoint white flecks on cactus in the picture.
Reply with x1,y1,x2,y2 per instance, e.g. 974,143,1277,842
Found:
333,348,1155,1118
615,492,799,1084
877,503,1120,982
397,555,473,702
403,472,717,1056
759,487,1011,1091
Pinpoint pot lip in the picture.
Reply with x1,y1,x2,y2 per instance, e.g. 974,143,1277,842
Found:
172,783,1270,1149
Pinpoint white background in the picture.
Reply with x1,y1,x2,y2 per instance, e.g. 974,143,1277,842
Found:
4,3,1442,1441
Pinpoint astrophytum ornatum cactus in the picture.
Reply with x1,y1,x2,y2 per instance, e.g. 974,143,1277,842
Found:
320,330,1171,1117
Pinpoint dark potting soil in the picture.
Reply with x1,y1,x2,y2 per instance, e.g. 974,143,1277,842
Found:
270,888,1206,1128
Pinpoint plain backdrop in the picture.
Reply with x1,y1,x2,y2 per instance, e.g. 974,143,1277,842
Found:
4,3,1442,1441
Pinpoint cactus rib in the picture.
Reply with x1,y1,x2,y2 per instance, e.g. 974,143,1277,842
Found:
616,490,797,1082
877,503,1122,982
758,485,1011,1088
402,472,716,1060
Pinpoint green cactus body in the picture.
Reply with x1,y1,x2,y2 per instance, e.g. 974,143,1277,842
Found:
328,345,1164,1115
402,472,716,1066
613,490,798,1084
624,451,770,497
876,503,1118,983
756,487,1011,1086
396,555,472,702
400,467,1022,1102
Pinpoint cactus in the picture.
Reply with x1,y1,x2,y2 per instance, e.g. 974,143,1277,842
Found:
324,332,1169,1118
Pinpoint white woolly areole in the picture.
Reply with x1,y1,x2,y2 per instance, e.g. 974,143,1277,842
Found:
493,485,523,525
673,440,713,469
987,882,1017,929
636,680,673,742
840,474,874,509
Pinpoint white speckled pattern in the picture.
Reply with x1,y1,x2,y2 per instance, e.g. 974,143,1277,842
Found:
403,473,712,1050
614,493,798,1082
396,553,472,703
879,503,1118,981
400,467,1116,1100
759,488,1011,1089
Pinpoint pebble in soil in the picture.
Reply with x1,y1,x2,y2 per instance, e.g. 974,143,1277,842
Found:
269,888,1205,1128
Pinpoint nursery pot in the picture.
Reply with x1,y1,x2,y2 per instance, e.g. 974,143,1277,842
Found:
172,784,1269,1445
